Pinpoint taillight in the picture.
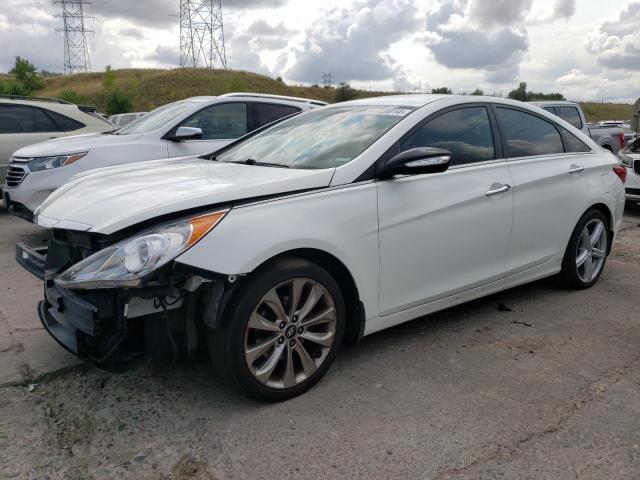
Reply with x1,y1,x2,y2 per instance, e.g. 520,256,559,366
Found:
613,165,627,183
618,132,625,148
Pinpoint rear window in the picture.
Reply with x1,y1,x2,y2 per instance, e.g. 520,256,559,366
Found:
0,104,35,133
557,106,583,129
35,109,60,132
496,107,564,158
255,103,300,128
46,109,85,131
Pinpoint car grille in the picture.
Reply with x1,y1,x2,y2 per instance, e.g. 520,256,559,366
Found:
5,163,29,188
634,159,640,175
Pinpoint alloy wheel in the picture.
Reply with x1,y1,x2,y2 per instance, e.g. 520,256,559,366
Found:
243,278,337,389
575,218,607,283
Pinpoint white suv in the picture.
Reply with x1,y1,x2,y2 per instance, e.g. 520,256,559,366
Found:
3,93,326,220
0,96,113,192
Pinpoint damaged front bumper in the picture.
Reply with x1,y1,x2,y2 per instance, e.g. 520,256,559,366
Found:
17,239,230,370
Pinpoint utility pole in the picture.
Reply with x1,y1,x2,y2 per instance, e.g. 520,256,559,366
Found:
179,0,227,69
53,0,93,74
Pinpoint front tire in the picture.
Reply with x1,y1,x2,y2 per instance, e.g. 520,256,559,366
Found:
560,209,609,289
208,257,346,402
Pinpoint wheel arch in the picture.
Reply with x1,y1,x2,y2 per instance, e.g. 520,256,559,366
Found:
584,202,615,254
217,248,366,345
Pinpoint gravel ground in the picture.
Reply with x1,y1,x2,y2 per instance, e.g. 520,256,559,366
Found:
1,206,639,480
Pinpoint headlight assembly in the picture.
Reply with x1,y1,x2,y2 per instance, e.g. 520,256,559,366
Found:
54,210,228,289
27,152,87,172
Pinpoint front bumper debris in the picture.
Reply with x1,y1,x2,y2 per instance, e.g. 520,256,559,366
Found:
18,235,230,370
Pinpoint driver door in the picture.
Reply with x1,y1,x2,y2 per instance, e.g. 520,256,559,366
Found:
167,102,249,157
377,105,514,315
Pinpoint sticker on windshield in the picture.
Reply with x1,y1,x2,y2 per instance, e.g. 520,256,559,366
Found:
360,106,415,117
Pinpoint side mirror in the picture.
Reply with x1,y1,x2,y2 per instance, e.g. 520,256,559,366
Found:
379,147,452,179
168,126,203,142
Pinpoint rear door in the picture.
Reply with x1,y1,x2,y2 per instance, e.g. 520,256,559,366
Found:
377,104,514,315
494,106,596,274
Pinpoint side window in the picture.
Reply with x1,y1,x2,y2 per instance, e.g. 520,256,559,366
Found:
255,103,300,128
35,109,61,132
45,110,85,131
0,104,35,133
496,107,564,158
556,106,583,129
542,106,556,114
559,126,591,153
399,106,495,166
181,103,248,140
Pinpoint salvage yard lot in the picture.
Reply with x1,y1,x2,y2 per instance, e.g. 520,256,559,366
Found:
1,203,640,479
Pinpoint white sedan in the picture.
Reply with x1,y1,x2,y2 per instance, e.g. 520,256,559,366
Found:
19,95,626,401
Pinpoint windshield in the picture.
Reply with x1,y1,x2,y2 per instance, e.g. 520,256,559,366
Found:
115,101,192,135
216,105,415,169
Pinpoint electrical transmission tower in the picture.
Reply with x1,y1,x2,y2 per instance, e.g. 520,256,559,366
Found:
180,0,227,69
322,72,332,87
53,0,93,74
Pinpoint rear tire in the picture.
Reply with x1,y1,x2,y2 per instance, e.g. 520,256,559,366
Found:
208,257,345,402
560,209,609,289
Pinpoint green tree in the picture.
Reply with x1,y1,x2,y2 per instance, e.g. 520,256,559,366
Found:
470,88,484,96
105,90,133,115
103,65,116,91
431,87,453,94
334,82,355,102
508,82,529,101
8,56,43,93
57,89,86,105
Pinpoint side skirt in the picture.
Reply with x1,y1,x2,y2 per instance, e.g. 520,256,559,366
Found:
363,262,561,336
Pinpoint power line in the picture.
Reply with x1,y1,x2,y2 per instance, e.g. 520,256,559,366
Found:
179,0,227,69
53,0,93,74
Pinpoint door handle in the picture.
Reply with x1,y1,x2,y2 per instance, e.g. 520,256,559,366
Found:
485,184,511,196
569,164,584,174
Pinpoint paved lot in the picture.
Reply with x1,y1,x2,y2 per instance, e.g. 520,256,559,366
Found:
1,204,639,480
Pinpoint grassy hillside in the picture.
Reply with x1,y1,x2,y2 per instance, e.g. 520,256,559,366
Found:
35,68,386,112
31,68,632,122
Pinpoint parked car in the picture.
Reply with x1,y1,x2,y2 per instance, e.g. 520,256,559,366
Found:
18,95,626,401
598,120,636,145
3,93,326,220
0,96,113,194
108,112,147,128
617,138,640,207
532,101,626,152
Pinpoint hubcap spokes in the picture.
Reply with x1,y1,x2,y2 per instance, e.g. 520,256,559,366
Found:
244,278,337,389
576,219,606,283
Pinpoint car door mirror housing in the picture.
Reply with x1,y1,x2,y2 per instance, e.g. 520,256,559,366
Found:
168,126,203,142
379,147,452,179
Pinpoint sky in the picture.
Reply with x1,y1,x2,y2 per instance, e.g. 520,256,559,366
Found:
1,0,639,102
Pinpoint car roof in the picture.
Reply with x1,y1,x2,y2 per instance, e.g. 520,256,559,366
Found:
184,93,327,107
0,95,80,109
530,100,579,107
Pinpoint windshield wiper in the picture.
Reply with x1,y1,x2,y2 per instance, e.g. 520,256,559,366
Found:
240,158,289,168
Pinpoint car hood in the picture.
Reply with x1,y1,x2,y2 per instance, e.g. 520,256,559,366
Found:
36,158,335,234
12,132,141,157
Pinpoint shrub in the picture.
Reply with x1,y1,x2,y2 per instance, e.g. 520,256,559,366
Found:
0,79,31,96
57,89,86,105
431,87,453,94
105,90,133,115
334,82,355,102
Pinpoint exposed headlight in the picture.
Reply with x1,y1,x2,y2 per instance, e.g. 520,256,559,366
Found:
617,150,633,168
54,210,228,289
27,152,87,172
